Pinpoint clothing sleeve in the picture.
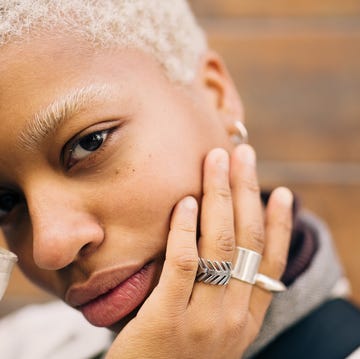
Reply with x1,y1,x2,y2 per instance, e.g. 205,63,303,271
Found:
244,210,345,358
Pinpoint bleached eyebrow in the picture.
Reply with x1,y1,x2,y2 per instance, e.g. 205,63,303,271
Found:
17,84,111,150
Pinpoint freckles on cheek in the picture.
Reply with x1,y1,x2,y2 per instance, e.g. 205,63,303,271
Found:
114,168,136,176
106,149,201,236
104,165,169,229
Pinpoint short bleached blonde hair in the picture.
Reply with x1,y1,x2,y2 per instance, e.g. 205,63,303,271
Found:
0,0,207,83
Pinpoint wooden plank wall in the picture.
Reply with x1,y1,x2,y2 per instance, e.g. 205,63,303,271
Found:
1,1,359,317
190,0,360,304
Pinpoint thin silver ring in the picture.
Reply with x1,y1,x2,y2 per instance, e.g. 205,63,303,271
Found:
196,258,232,285
255,273,286,292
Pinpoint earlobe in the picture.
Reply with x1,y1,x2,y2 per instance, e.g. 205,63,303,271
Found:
197,50,246,139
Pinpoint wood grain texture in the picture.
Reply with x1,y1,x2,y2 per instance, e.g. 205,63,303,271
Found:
202,18,360,161
189,0,360,17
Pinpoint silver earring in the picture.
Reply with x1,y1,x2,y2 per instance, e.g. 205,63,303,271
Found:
231,121,248,145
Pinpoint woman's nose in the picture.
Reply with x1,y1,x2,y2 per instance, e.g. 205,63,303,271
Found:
26,185,104,271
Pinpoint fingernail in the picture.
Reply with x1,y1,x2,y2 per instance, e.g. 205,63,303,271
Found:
238,145,256,165
275,187,293,207
182,196,197,210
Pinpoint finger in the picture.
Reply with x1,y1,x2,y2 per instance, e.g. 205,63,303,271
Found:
261,187,293,279
150,196,198,313
198,148,235,262
227,145,264,302
230,144,264,254
250,187,293,323
192,148,235,300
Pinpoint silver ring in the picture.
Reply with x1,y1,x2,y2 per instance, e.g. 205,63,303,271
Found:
231,247,262,284
255,273,286,292
196,258,232,285
231,247,286,293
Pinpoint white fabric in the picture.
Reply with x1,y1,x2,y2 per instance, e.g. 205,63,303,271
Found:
0,301,112,359
347,347,360,359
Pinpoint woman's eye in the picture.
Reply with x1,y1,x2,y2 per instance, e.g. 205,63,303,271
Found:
0,193,20,221
68,130,110,166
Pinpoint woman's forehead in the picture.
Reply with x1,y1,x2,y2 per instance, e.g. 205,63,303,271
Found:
0,37,169,112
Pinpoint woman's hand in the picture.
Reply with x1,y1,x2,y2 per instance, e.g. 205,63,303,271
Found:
106,145,293,359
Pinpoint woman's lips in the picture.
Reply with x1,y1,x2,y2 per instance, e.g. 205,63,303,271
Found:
66,262,157,327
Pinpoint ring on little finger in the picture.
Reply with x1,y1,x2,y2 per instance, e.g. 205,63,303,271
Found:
231,247,286,292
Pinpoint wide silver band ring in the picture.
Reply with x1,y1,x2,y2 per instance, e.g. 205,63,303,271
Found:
231,247,262,284
231,247,286,293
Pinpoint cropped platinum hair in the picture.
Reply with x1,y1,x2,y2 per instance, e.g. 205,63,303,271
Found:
0,0,207,83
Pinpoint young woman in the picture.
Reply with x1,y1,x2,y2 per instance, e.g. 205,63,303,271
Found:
0,1,359,358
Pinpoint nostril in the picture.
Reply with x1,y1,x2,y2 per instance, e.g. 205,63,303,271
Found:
78,241,100,257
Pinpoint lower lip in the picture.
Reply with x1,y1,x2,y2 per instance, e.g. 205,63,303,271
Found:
79,263,156,327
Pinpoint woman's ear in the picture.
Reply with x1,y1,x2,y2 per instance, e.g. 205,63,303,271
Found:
194,50,245,138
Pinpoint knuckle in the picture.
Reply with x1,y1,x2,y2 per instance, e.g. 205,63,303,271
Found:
242,223,264,253
172,253,198,273
213,186,232,201
215,227,235,253
276,217,293,234
272,256,288,276
267,214,292,235
173,221,197,234
240,178,260,194
227,310,249,337
191,316,217,342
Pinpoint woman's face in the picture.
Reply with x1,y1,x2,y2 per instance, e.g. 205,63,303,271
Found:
0,35,236,330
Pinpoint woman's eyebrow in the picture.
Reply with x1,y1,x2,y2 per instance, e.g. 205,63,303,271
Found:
17,84,111,150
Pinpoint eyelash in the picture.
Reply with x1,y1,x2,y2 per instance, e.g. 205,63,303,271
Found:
0,124,119,224
63,124,118,170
